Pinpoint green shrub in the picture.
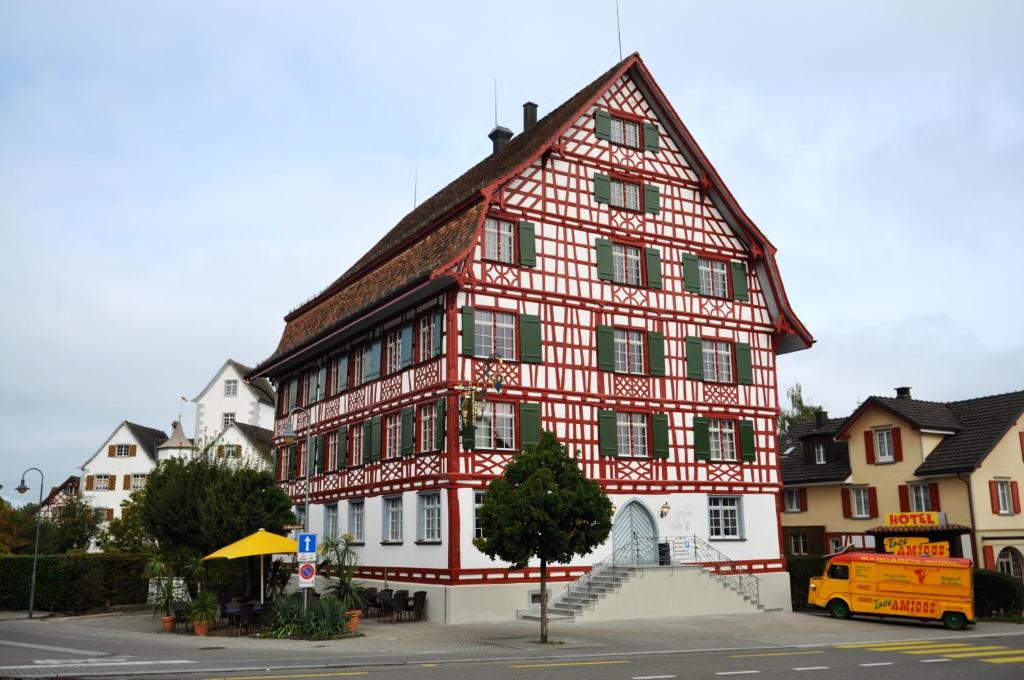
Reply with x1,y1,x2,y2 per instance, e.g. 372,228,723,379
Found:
263,594,349,640
787,555,826,610
0,553,147,612
974,568,1024,618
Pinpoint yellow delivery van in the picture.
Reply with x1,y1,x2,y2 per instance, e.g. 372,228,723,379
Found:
808,551,974,630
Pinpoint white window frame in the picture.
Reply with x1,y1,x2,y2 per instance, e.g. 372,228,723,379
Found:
910,484,932,512
351,424,364,466
874,428,894,462
474,310,516,360
348,500,364,542
784,489,802,513
790,533,809,555
609,178,640,210
129,474,147,491
325,503,339,540
611,243,642,286
222,412,236,429
94,474,111,491
852,487,870,518
997,548,1023,582
418,315,436,362
997,480,1013,515
383,496,403,543
418,492,441,543
701,340,734,383
224,379,238,397
610,116,640,148
708,496,742,539
698,258,729,298
385,412,401,459
615,412,648,458
709,418,737,462
829,538,844,554
114,444,132,457
475,402,515,451
474,490,486,540
484,218,515,264
613,329,645,374
419,403,437,452
385,329,401,375
223,444,240,458
814,443,826,465
352,348,364,387
326,431,337,470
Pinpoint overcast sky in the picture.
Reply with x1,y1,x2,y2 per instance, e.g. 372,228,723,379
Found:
2,1,1022,505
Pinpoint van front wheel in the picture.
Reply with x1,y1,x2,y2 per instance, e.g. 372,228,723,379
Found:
827,599,851,619
942,611,967,631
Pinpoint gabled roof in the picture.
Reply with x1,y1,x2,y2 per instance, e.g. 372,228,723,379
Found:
193,359,276,405
915,390,1024,476
251,53,812,379
233,422,273,450
835,396,962,439
125,422,169,459
41,475,80,508
779,417,851,485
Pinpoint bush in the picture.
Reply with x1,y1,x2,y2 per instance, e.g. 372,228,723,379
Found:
974,568,1024,618
787,555,826,610
0,553,148,612
263,594,350,640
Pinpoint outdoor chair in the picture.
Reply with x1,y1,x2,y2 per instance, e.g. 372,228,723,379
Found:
391,591,409,623
173,601,189,632
376,589,394,622
255,603,274,632
363,587,378,616
236,603,256,636
409,591,426,621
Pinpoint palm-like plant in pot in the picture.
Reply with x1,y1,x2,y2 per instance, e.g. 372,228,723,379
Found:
187,591,218,636
319,534,366,631
145,549,177,632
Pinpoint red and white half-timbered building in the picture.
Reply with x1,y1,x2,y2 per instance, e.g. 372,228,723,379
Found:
250,53,812,622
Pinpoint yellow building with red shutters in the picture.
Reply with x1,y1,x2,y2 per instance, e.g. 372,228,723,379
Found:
779,387,1024,584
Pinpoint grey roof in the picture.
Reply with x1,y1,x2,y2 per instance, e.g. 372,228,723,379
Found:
158,420,193,450
125,421,169,460
779,417,851,486
837,396,962,438
233,422,273,449
228,360,276,405
915,390,1024,476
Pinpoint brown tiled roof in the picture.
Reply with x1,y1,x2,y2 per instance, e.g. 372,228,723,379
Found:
779,417,851,485
915,390,1024,476
41,475,80,508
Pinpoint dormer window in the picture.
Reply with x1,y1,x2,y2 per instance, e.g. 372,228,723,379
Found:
609,179,641,210
610,117,640,148
814,443,826,465
875,428,894,463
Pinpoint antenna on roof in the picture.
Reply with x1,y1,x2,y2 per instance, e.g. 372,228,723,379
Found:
615,0,623,60
413,164,418,208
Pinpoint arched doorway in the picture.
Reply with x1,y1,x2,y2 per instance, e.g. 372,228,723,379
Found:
611,500,658,566
997,547,1023,583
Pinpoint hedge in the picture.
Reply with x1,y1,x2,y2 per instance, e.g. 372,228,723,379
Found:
0,553,148,612
974,568,1024,618
786,555,826,610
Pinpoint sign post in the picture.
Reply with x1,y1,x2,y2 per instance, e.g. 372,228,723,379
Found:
298,562,316,589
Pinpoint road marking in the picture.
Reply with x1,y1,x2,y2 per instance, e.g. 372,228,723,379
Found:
0,639,107,656
983,656,1024,664
0,660,195,671
421,663,438,668
839,640,937,649
206,673,368,680
942,649,1021,658
793,667,830,671
859,663,894,667
509,661,630,669
633,676,676,679
730,651,823,658
920,659,951,663
902,645,994,655
715,672,760,676
860,642,964,650
867,643,972,652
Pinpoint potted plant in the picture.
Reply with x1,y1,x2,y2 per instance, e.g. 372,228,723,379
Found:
144,549,177,632
320,534,366,632
187,591,218,636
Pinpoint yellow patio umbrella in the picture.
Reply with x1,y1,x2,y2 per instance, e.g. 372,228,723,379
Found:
203,528,298,603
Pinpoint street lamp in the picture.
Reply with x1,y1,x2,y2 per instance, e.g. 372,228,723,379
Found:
280,406,313,612
16,467,44,619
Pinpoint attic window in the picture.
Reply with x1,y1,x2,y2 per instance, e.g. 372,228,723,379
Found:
814,443,826,465
610,117,640,148
484,218,515,264
114,444,132,457
610,179,641,210
224,379,238,397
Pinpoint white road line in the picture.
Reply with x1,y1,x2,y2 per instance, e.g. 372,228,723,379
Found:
0,660,195,671
793,667,830,671
633,676,676,679
860,663,894,667
0,639,107,656
920,659,952,663
716,673,760,676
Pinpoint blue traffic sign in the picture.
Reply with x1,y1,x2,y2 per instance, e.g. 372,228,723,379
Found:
298,533,317,554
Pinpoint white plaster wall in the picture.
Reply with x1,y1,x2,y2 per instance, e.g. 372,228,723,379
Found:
195,363,273,441
81,423,158,521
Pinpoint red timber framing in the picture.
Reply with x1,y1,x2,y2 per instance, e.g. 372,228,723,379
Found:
251,52,811,589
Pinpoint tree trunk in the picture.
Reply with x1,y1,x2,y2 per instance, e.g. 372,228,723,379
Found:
540,558,548,644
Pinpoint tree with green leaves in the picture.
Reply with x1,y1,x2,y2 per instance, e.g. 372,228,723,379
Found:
779,382,823,434
96,493,153,553
473,431,612,642
50,494,103,552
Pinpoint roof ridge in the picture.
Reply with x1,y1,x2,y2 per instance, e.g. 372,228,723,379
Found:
946,389,1024,406
872,395,952,407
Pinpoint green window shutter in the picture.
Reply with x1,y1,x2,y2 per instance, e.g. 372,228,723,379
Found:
337,354,349,393
400,324,414,369
370,416,381,462
462,420,476,451
315,435,325,474
461,307,475,356
739,419,756,462
598,409,618,457
361,421,372,463
731,262,749,301
682,253,700,293
432,311,443,358
736,342,754,385
434,397,446,451
595,238,614,281
401,407,415,455
519,314,543,363
644,184,660,214
518,221,537,267
643,122,660,153
644,247,662,289
594,109,612,140
596,325,615,371
652,414,670,459
337,427,348,470
288,378,298,409
593,173,611,205
289,444,298,479
648,331,666,377
367,339,381,380
521,402,542,447
316,366,327,402
693,417,711,461
685,336,704,380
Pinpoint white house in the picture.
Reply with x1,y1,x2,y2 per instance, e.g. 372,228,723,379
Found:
80,421,168,522
192,359,276,444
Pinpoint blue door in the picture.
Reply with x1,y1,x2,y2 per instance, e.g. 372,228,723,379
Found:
612,501,658,565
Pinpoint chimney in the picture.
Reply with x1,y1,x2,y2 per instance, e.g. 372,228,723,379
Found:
488,126,513,155
895,386,912,400
523,101,538,132
815,410,828,429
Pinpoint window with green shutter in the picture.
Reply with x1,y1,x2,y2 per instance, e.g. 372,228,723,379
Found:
593,173,611,205
693,417,711,461
520,314,543,363
731,262,750,301
596,325,615,371
643,122,660,153
369,416,381,462
595,238,614,281
315,434,325,474
518,221,537,267
594,109,612,140
461,307,475,356
288,444,298,479
361,421,372,464
739,419,756,462
648,331,666,376
462,419,476,451
400,324,414,369
598,409,618,457
685,336,704,380
521,402,542,447
652,413,670,459
401,407,415,455
644,184,660,214
434,397,446,451
644,247,662,289
736,343,754,385
337,427,348,470
682,253,700,293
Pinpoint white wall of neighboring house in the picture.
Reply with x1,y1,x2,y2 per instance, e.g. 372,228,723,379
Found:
207,424,272,470
80,423,158,524
194,362,275,443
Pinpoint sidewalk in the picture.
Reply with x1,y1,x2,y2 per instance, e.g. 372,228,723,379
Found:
0,610,51,621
